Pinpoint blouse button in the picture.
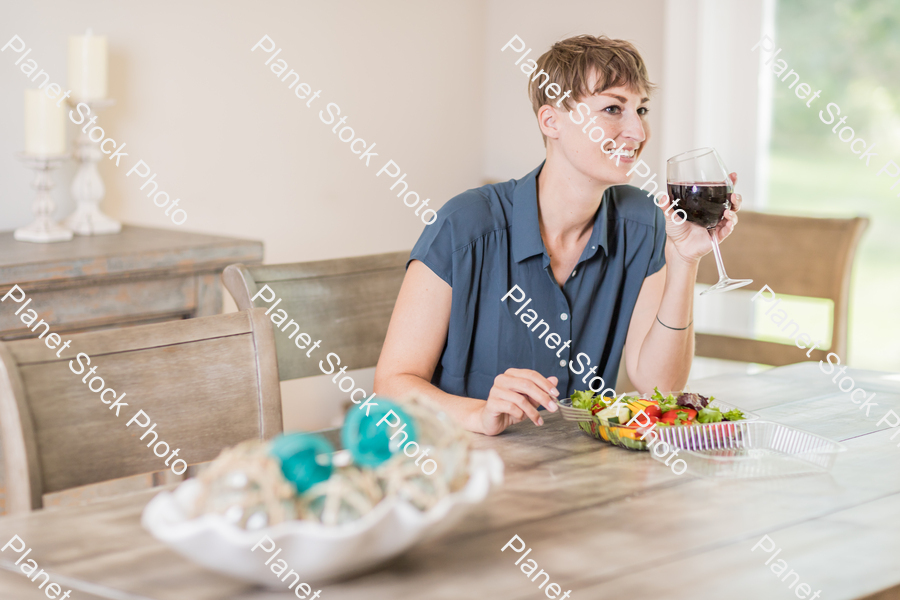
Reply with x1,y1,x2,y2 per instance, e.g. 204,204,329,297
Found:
559,360,566,367
571,270,577,278
561,313,568,321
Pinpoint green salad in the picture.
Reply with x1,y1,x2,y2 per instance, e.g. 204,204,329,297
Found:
571,387,745,427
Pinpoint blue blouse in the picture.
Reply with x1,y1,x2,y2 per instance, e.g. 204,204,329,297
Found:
409,161,667,400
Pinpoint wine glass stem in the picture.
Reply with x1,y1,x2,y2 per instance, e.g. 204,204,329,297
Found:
709,229,729,281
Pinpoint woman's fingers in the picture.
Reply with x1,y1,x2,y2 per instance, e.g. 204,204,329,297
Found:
656,194,691,230
491,387,543,425
728,174,741,219
716,209,737,242
487,370,565,429
503,369,560,411
722,208,738,226
489,397,526,424
484,371,564,433
505,368,558,395
508,377,560,412
657,193,675,214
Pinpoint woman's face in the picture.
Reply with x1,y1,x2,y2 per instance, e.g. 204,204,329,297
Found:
544,81,651,186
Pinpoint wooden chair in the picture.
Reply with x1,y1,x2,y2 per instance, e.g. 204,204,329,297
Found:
615,211,868,392
223,251,409,380
694,210,869,365
0,309,281,514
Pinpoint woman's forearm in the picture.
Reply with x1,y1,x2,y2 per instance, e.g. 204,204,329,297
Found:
374,371,487,434
633,243,699,392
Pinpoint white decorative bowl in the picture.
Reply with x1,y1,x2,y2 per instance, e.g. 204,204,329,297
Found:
141,450,504,585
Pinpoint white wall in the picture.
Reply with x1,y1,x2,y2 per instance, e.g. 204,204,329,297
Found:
482,0,666,182
1,0,486,260
0,0,487,430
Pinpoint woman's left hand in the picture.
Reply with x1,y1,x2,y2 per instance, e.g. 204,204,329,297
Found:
657,172,741,264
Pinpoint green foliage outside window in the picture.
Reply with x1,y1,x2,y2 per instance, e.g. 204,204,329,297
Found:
766,0,900,369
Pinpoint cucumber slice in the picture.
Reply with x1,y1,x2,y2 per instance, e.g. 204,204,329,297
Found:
596,404,632,427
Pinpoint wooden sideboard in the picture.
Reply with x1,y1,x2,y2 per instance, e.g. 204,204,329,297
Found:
0,224,264,512
0,225,263,339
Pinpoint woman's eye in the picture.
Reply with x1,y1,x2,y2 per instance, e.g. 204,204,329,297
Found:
604,105,622,115
638,107,649,116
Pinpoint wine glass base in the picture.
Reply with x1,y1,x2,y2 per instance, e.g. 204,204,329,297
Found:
700,278,754,295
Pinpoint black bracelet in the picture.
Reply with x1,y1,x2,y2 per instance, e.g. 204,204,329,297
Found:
656,315,692,331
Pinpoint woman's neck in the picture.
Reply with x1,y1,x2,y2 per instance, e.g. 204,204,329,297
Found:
536,151,610,246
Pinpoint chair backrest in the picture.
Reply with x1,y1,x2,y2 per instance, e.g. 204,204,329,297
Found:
223,251,409,381
0,309,281,513
695,210,869,365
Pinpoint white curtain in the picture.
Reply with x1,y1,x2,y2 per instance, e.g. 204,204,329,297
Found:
661,0,774,379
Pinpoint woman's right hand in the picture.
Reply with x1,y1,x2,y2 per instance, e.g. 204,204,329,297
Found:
480,369,560,436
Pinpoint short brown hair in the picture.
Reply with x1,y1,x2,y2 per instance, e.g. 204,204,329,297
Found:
528,34,654,119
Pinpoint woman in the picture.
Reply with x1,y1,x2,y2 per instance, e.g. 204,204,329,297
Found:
374,34,740,435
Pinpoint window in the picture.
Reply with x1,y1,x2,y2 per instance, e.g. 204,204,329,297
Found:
763,0,900,369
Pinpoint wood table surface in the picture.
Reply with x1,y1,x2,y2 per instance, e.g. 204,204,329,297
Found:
1,362,900,600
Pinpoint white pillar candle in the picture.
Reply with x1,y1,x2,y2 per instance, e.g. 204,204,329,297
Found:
68,31,107,101
24,89,66,156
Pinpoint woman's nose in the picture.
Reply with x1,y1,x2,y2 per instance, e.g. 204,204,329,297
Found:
621,110,647,143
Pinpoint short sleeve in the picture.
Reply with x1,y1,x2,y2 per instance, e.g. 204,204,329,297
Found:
409,189,497,287
409,205,455,286
646,207,667,277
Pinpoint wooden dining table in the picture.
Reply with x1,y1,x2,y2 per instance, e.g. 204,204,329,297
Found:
2,362,900,600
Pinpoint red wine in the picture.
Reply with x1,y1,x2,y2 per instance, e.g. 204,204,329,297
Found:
666,182,731,229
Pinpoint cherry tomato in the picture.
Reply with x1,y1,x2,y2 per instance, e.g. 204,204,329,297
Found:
644,405,662,419
661,408,697,425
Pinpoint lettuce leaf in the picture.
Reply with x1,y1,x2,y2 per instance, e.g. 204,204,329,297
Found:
658,398,682,413
723,408,745,421
697,406,724,423
676,392,710,411
671,410,693,425
571,389,596,411
650,387,679,412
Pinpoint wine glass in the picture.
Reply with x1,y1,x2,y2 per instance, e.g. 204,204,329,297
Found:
666,147,752,295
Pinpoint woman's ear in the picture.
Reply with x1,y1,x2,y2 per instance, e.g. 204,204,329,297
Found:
537,104,561,141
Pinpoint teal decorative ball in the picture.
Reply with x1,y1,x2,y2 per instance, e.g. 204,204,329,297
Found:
269,433,334,493
341,398,417,467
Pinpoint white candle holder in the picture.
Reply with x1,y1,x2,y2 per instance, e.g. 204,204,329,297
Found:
66,98,121,235
14,152,73,243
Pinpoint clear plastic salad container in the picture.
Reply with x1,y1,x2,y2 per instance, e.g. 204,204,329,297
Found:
647,420,847,477
570,398,756,452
